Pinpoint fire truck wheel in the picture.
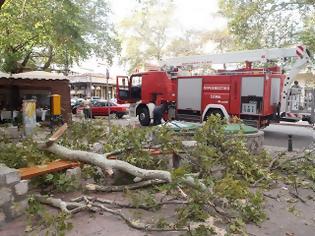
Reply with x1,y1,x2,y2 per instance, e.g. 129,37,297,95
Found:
204,109,224,121
138,107,150,126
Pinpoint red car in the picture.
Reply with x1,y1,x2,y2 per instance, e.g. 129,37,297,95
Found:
91,100,128,118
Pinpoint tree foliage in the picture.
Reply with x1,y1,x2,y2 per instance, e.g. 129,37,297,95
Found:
219,0,315,51
118,0,174,73
165,30,205,57
0,0,120,73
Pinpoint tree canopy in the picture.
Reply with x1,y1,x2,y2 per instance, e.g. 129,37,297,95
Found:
118,0,174,73
219,0,315,52
0,0,120,74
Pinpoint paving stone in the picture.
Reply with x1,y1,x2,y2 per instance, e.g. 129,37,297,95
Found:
0,210,6,224
9,199,28,218
0,165,20,185
14,180,29,196
0,187,12,206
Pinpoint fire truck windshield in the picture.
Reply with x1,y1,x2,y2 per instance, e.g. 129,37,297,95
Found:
130,75,142,100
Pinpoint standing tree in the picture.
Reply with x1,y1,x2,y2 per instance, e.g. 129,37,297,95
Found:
118,0,174,73
166,30,205,57
219,0,315,51
0,0,120,74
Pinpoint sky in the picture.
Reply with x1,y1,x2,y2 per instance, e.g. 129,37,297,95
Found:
72,0,227,76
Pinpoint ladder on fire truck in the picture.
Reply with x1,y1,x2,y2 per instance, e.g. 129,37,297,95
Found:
161,45,313,122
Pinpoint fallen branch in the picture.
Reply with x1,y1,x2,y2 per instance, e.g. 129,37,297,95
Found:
289,191,307,204
34,194,93,214
72,196,188,211
263,193,278,200
85,179,167,192
91,201,187,232
252,152,285,187
34,194,186,232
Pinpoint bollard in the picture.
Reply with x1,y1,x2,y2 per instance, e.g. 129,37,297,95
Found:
288,134,293,152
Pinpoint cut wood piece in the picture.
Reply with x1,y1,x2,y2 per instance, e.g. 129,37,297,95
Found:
47,123,68,146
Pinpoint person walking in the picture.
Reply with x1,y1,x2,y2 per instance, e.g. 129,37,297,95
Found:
83,97,92,119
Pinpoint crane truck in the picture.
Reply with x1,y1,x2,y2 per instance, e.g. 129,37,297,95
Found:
116,45,313,128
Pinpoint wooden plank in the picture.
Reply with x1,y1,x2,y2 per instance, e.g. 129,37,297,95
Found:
18,160,79,179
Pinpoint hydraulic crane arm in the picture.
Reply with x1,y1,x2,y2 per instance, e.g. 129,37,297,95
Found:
161,46,309,67
161,45,312,114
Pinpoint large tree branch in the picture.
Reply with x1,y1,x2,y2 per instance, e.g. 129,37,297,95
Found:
0,0,6,10
13,35,37,52
39,143,172,182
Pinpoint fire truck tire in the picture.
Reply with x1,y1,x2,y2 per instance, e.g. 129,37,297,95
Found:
204,109,224,121
138,107,150,126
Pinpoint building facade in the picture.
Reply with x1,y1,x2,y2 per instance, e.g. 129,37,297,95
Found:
0,71,71,122
69,73,116,99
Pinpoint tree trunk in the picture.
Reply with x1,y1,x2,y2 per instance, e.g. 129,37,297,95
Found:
42,45,53,71
17,51,32,73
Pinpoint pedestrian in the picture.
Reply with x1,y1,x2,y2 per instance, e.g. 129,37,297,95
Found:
153,103,168,125
83,96,92,119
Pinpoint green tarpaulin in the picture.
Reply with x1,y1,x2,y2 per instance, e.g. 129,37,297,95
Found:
162,121,258,134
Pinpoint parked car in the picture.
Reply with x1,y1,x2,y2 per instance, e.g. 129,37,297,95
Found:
90,100,128,118
91,96,100,101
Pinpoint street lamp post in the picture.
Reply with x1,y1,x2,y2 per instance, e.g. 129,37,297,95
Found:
106,68,111,130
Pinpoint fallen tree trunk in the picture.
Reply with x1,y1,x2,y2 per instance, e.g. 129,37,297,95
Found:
39,142,206,190
39,143,172,182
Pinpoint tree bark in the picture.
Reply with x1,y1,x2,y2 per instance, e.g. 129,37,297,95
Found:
42,45,53,70
17,51,32,73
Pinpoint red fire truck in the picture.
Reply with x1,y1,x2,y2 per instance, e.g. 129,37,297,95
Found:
116,46,312,128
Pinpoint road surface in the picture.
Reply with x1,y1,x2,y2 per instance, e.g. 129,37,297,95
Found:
263,124,314,149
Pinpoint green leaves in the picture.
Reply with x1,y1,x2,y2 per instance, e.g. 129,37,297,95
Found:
118,0,174,73
219,0,315,51
0,138,58,169
0,0,120,73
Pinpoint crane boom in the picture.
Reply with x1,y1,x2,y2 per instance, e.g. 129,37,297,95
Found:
161,46,308,67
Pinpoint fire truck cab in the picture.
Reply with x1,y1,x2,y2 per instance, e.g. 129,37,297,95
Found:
116,46,312,128
117,71,176,126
